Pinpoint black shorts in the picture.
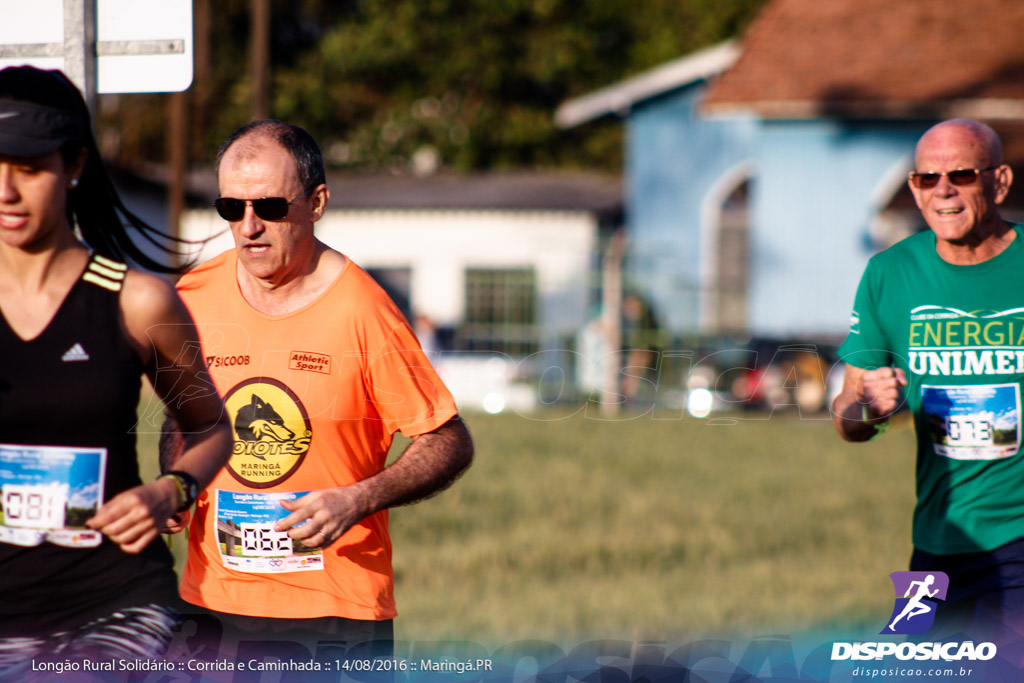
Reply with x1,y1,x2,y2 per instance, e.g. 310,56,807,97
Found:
911,536,1024,642
180,606,394,660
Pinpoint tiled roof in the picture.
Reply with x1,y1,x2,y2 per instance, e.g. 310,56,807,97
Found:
703,0,1024,119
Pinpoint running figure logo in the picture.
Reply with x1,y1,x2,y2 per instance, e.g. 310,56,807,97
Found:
882,571,949,635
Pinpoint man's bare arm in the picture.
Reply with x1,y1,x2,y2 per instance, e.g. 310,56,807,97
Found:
276,416,474,547
361,416,474,510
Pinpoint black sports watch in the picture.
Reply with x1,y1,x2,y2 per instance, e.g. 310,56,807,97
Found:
159,470,200,512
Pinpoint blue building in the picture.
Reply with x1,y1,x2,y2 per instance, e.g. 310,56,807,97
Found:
557,0,1024,341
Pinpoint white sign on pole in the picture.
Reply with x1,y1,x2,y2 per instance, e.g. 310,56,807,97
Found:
0,0,192,93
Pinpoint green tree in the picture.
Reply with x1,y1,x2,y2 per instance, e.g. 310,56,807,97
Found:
99,0,765,173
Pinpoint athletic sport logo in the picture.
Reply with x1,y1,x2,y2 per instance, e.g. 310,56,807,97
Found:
882,571,949,635
223,377,312,488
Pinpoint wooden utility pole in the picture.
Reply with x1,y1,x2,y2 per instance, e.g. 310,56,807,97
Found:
166,0,210,248
250,0,271,120
601,229,626,417
192,0,211,160
167,91,187,245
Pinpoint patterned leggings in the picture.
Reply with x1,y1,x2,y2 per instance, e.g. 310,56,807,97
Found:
0,604,178,682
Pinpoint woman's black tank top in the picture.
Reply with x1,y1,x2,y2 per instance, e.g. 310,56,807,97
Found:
0,254,178,637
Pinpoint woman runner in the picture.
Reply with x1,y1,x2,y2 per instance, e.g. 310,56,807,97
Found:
0,66,230,675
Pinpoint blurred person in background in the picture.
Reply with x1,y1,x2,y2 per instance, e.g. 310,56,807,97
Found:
621,293,663,403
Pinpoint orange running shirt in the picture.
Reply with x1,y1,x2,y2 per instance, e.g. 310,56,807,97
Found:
175,250,457,619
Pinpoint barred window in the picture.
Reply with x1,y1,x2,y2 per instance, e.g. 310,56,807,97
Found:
457,268,538,356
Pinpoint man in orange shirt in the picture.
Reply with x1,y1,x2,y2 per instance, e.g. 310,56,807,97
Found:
163,120,473,651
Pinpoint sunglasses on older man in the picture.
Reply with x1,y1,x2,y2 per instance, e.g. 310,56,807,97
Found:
213,188,314,221
908,165,1000,190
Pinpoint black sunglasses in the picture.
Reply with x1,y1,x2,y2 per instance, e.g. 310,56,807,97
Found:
908,165,1000,189
213,188,314,221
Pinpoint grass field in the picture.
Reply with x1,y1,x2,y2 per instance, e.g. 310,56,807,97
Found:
140,405,917,647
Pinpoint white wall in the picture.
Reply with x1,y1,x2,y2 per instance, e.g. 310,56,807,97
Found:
180,208,598,334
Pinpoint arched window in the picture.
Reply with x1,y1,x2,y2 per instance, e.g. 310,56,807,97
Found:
712,177,750,333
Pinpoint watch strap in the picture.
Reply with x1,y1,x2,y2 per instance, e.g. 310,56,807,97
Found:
159,470,199,512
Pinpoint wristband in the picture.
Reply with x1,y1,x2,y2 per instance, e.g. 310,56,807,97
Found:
159,471,199,512
861,404,890,439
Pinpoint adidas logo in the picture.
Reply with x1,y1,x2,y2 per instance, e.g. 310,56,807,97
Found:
61,343,90,362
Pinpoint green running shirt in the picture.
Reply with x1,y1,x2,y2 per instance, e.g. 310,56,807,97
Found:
839,224,1024,555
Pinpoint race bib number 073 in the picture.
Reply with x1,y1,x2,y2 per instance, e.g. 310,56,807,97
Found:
921,384,1021,460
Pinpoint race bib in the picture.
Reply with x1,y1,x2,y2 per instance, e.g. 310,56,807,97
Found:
921,384,1021,460
0,444,106,548
214,490,323,573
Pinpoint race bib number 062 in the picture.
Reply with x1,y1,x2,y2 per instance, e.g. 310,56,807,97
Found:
214,490,323,574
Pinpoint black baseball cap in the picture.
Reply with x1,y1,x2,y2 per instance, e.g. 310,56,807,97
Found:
0,98,86,158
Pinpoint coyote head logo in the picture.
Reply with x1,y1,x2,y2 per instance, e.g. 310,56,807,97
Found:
235,394,295,447
223,378,312,487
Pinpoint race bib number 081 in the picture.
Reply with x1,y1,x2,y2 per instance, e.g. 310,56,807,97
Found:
2,484,67,529
0,444,106,548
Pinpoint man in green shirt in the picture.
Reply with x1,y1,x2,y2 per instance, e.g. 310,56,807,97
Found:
834,119,1022,640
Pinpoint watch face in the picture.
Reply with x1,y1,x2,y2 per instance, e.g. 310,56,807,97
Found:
182,474,199,508
181,477,197,508
165,472,198,511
